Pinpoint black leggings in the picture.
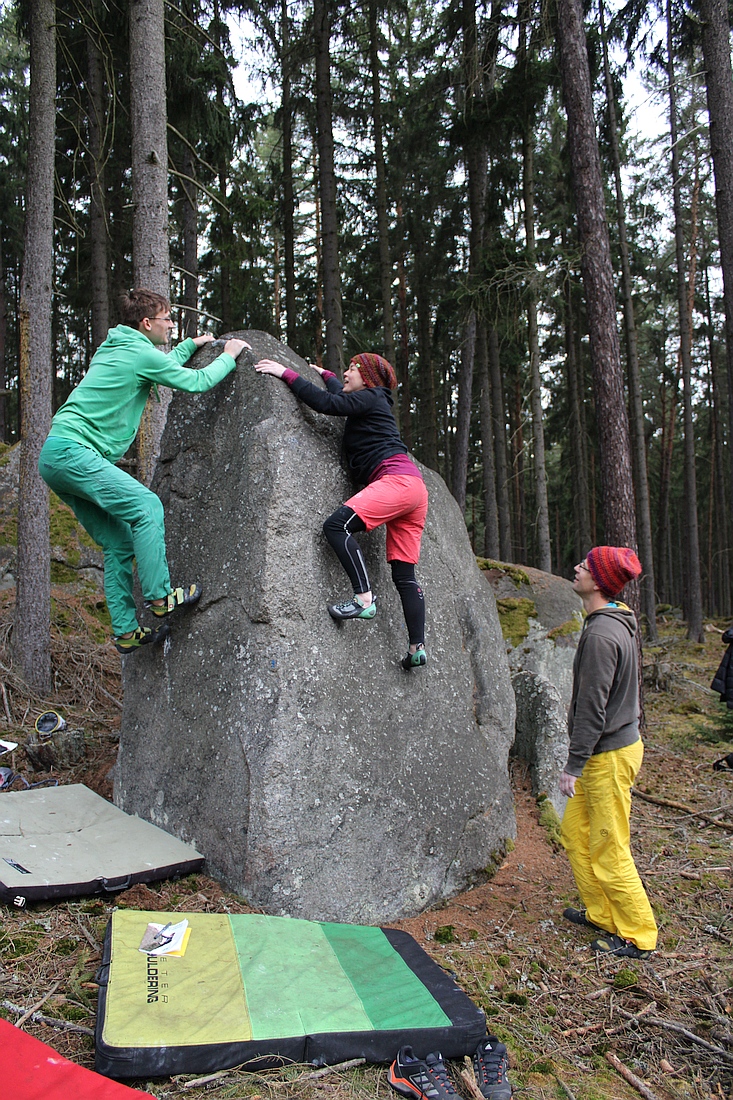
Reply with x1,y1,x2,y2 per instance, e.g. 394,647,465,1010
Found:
322,506,425,645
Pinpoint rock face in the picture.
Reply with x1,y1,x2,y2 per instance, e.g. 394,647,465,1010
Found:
115,333,516,923
482,563,582,816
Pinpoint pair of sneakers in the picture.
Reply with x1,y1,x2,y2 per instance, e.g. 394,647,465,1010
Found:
114,583,201,654
327,596,427,671
388,1038,511,1100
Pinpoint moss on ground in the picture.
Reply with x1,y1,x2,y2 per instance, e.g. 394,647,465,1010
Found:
536,794,563,848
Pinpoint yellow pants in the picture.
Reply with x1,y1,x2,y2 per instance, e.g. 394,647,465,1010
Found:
560,739,657,951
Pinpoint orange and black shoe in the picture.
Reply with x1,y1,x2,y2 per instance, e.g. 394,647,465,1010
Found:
388,1047,459,1100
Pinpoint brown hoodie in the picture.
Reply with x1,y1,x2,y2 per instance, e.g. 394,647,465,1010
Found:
565,603,640,777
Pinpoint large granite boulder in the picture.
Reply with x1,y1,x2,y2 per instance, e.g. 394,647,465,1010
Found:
115,333,516,923
481,562,582,816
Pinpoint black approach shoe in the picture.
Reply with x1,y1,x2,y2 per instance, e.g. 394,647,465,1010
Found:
327,596,377,620
401,645,427,671
591,933,652,959
472,1037,512,1099
562,906,605,933
388,1047,459,1100
114,622,171,654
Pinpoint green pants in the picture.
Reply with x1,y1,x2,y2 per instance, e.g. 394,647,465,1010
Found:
38,436,171,635
561,739,658,951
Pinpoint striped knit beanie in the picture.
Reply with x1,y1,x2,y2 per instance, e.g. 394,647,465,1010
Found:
586,546,642,597
351,353,397,390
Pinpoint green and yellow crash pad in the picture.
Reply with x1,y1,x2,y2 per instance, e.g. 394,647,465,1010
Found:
95,910,486,1078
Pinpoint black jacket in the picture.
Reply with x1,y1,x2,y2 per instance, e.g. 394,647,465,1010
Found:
711,644,733,709
289,374,407,484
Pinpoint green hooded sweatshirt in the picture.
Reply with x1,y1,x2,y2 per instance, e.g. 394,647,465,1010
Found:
49,326,237,464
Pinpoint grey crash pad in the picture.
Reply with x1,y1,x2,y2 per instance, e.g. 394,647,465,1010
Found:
0,784,203,906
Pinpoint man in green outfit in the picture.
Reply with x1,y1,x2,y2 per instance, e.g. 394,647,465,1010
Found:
38,289,248,653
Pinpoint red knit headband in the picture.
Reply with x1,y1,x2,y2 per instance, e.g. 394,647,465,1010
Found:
351,353,397,390
586,546,642,597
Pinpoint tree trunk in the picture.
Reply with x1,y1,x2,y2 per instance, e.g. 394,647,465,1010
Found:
522,130,552,571
368,0,395,368
666,1,704,642
313,144,324,365
599,0,656,637
313,0,343,375
509,371,526,563
281,0,297,349
415,246,438,470
451,0,488,514
478,322,499,557
130,0,170,486
180,144,198,340
555,0,637,564
86,8,109,352
452,310,477,514
704,255,731,615
396,198,412,449
0,241,7,442
16,0,55,694
488,327,512,560
563,260,591,561
700,0,733,527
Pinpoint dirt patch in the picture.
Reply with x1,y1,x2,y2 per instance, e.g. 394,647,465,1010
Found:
393,761,574,947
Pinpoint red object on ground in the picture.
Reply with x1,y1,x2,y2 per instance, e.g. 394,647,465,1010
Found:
0,1018,142,1099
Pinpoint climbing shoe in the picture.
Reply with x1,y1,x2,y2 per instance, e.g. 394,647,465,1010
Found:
401,645,427,671
562,906,605,933
591,933,652,959
472,1036,512,1100
146,583,202,617
388,1047,459,1100
114,622,171,654
327,596,377,620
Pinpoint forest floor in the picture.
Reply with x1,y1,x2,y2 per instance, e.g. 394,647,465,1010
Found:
0,592,732,1100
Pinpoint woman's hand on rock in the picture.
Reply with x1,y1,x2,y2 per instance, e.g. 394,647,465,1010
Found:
255,358,287,378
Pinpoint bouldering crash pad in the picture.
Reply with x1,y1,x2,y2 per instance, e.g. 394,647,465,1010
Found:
1,1017,140,1100
0,784,203,906
95,910,487,1078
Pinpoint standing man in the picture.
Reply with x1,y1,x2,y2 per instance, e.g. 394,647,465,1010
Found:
560,546,658,959
39,289,248,653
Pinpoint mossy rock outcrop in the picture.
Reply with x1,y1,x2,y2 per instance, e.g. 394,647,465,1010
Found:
481,562,583,815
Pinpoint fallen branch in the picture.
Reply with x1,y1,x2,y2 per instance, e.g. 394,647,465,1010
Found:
181,1069,231,1089
31,1012,94,1037
554,1077,578,1100
704,924,733,945
615,1007,733,1064
605,1051,659,1100
1,680,12,722
11,981,60,1028
633,789,733,832
302,1058,366,1080
2,999,94,1037
461,1060,486,1100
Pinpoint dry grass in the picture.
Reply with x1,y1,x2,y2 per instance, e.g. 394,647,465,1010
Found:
0,602,732,1100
